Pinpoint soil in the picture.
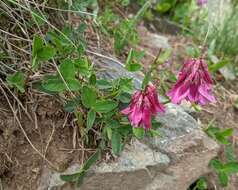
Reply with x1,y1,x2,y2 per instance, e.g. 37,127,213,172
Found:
197,80,238,131
0,93,81,189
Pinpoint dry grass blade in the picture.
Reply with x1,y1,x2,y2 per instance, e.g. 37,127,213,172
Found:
26,0,97,16
44,123,56,156
0,29,32,42
0,79,33,121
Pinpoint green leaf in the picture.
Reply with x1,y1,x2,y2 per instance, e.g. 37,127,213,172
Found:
111,130,122,155
113,19,139,53
209,60,230,72
125,63,142,72
89,73,97,85
141,70,151,90
186,46,200,58
64,97,81,112
106,127,112,140
96,79,112,89
126,48,133,65
42,78,65,92
119,78,134,93
81,86,97,108
6,71,25,93
220,162,238,174
32,38,56,71
196,177,207,190
32,35,44,57
151,120,162,130
205,126,232,144
218,172,228,187
83,149,100,171
61,149,100,187
93,100,118,113
148,129,162,137
117,125,132,136
210,159,223,171
205,126,220,138
118,92,131,103
133,127,145,139
106,120,120,129
120,0,130,6
76,171,86,187
125,49,142,72
59,59,75,79
87,109,96,130
157,49,172,63
220,128,233,137
37,46,56,61
74,58,90,76
67,79,81,91
60,172,80,182
215,133,229,145
156,3,172,13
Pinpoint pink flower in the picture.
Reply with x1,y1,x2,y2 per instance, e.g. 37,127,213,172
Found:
167,58,216,106
197,0,207,6
121,84,165,130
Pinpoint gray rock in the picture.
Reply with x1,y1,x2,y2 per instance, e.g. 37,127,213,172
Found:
38,56,219,190
219,65,236,80
151,18,181,35
141,32,170,49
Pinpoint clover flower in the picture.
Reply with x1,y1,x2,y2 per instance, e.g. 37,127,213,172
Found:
167,58,216,105
121,84,165,129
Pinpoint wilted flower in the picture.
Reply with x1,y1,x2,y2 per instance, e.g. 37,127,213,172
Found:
167,58,216,105
121,84,165,130
197,0,207,6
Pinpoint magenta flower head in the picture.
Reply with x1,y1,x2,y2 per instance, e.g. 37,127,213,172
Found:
167,58,216,106
197,0,207,6
121,83,165,130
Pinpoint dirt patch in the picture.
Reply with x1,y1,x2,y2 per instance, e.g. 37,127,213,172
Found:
0,93,81,189
197,80,238,130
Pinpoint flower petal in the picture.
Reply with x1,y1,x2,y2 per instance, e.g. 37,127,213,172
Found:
121,107,131,115
198,85,216,103
142,106,152,129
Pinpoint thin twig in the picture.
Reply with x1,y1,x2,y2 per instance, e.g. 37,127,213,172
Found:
86,49,125,67
0,1,29,38
0,61,17,72
62,113,69,128
59,148,96,151
0,29,32,42
44,123,56,156
0,35,31,55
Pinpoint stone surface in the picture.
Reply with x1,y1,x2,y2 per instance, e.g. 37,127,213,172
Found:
136,24,171,67
38,57,219,190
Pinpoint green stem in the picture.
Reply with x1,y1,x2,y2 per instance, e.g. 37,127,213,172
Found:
133,0,152,25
